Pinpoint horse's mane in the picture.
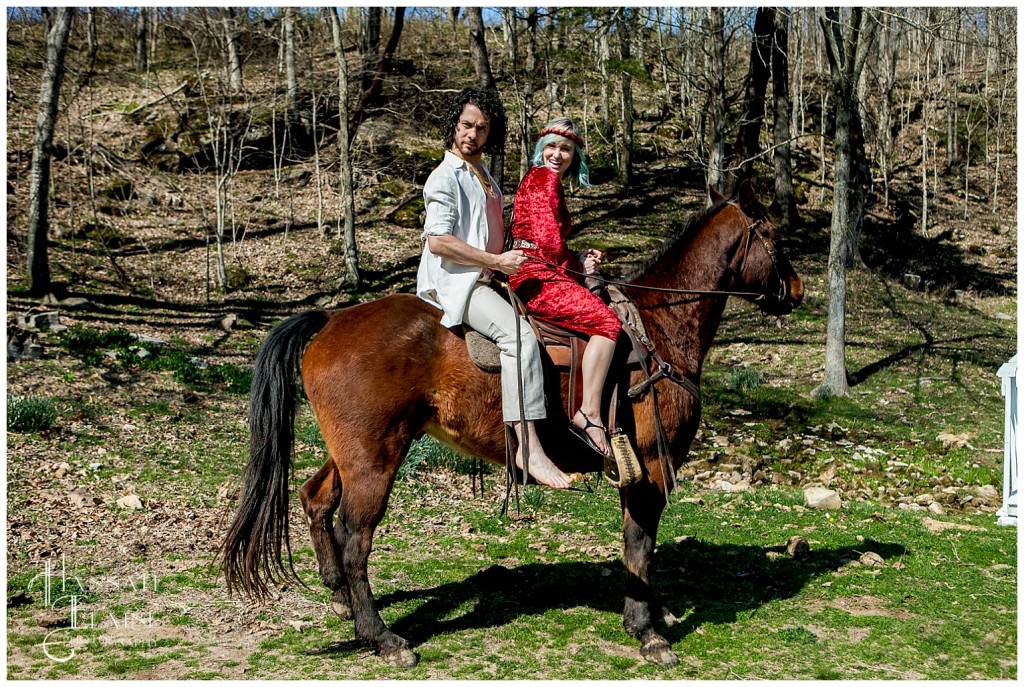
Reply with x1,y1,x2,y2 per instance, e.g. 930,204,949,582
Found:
623,197,733,282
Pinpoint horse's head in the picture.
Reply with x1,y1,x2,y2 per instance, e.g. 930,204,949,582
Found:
710,182,804,316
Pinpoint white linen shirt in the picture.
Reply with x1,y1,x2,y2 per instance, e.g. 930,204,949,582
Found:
416,151,504,328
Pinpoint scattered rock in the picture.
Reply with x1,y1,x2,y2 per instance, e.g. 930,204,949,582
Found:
61,297,95,311
936,432,971,450
804,486,842,510
280,168,311,186
131,333,169,347
786,536,810,559
116,494,144,511
7,591,32,608
16,311,61,331
858,551,886,568
68,489,101,508
927,502,945,515
922,517,984,534
34,610,70,629
973,484,1000,506
903,273,922,290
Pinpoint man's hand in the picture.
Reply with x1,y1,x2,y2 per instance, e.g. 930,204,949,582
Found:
493,249,528,275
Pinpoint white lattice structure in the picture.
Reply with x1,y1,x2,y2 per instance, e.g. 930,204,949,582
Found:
996,355,1018,526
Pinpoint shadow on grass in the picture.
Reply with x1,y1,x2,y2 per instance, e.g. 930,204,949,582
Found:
311,538,907,658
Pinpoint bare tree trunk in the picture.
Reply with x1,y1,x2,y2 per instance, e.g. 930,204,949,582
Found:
284,7,298,110
598,15,612,138
348,7,405,140
135,8,148,73
729,7,773,194
329,8,360,288
223,8,244,93
520,8,538,180
84,7,98,85
359,7,381,94
704,7,726,197
617,8,634,188
771,8,797,227
27,7,74,295
468,8,495,88
815,7,877,398
467,7,504,192
149,8,159,67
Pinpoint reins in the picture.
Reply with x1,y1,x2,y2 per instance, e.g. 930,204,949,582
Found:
521,215,782,303
525,255,766,300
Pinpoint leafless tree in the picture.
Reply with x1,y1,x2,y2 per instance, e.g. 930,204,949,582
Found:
814,7,879,398
222,8,244,93
467,7,504,192
771,8,797,227
135,8,148,73
329,8,360,288
703,7,727,196
616,8,635,188
26,7,75,295
284,8,298,111
729,7,773,194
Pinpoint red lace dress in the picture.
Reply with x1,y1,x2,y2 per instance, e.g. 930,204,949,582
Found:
509,166,620,340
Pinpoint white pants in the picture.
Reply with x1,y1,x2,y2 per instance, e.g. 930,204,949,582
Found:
463,283,546,422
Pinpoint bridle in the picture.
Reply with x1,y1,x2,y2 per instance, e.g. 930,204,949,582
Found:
730,202,790,306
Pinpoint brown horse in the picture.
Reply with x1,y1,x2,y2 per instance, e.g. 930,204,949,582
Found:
222,183,804,668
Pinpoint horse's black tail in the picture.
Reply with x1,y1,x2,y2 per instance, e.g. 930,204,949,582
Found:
221,310,330,600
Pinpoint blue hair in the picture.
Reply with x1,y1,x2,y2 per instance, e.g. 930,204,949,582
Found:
531,133,591,188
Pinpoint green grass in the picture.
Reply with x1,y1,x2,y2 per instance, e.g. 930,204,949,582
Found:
216,480,1014,679
6,394,60,432
55,325,252,394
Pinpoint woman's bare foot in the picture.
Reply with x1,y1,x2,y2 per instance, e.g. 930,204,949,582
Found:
515,451,574,489
573,410,610,456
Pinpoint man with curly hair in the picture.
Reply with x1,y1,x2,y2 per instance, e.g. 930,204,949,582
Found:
416,87,572,489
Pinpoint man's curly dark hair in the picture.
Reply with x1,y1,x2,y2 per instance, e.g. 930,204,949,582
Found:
441,87,507,155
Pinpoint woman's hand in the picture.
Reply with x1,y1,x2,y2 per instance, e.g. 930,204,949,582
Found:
577,248,603,275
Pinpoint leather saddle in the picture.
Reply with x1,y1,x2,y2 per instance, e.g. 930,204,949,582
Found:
464,283,648,486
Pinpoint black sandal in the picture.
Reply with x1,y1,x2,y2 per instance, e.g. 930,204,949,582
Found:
569,410,611,457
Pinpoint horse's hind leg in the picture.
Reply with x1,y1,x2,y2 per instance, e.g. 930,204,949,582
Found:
298,461,351,619
335,441,417,668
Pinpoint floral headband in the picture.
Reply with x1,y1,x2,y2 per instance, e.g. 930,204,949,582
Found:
537,126,584,148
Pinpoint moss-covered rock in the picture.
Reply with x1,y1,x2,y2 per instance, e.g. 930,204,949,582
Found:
225,265,251,291
81,221,133,247
390,197,425,229
99,179,136,202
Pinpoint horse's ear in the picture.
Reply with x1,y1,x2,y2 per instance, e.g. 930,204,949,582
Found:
737,179,759,208
707,185,725,204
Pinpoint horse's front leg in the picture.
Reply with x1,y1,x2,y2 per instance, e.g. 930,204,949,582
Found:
621,481,679,667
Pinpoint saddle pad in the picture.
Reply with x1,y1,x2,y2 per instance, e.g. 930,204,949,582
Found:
465,330,501,373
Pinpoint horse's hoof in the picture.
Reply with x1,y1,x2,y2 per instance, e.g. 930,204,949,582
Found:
330,591,353,620
382,648,419,668
641,640,679,667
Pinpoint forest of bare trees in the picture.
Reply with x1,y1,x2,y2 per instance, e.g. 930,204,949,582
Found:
5,7,1018,395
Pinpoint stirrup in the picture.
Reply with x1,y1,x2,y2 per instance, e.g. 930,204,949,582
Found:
605,432,642,488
